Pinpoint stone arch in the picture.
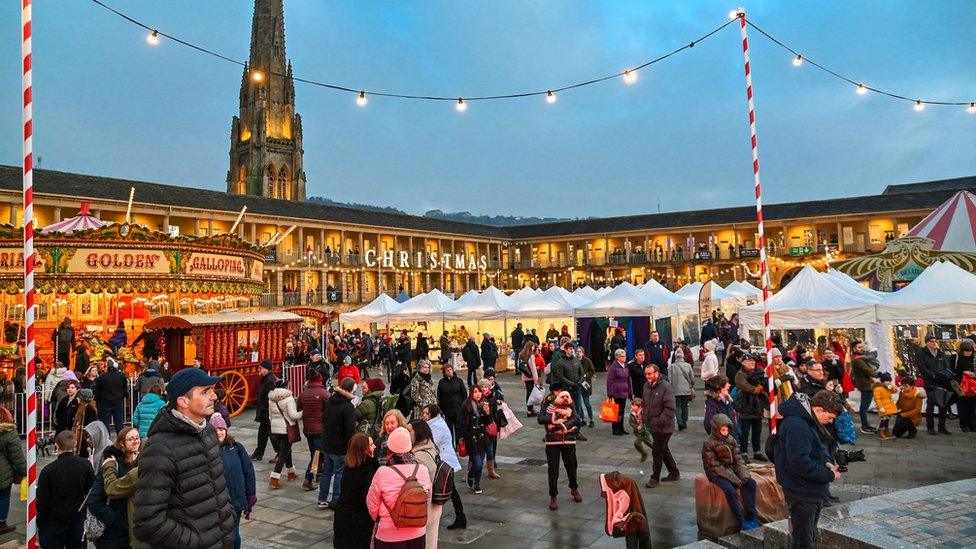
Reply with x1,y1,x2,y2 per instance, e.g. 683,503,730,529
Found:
265,164,277,198
236,165,247,195
278,165,289,200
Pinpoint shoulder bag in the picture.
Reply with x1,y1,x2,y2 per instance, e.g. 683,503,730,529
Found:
274,400,301,444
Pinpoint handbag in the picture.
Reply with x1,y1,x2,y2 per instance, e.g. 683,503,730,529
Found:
498,402,523,441
927,386,951,409
486,422,499,438
526,385,545,407
81,486,105,541
274,401,301,444
494,407,509,429
599,398,620,423
961,375,976,397
456,438,468,458
841,370,855,393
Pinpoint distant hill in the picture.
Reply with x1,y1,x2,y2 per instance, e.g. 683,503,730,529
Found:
423,209,572,226
307,196,406,215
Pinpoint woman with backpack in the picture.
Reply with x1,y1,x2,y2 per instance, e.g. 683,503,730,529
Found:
334,434,380,549
408,420,446,549
367,427,432,548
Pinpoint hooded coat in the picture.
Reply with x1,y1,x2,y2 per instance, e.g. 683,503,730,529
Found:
268,388,302,435
436,372,467,422
131,392,166,439
773,394,835,500
0,419,25,489
132,408,236,548
701,414,751,486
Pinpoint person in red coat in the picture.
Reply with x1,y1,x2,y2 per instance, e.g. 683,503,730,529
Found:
336,356,361,386
297,371,330,491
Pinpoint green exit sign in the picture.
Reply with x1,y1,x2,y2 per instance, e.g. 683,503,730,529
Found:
789,246,813,256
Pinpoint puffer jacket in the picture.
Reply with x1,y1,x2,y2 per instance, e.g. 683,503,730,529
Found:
549,351,583,391
774,394,834,500
219,439,255,515
734,368,768,420
703,390,739,440
668,360,695,397
322,389,357,456
297,381,329,436
0,421,26,488
367,464,432,543
701,414,750,486
133,407,236,548
538,398,583,445
641,379,676,435
356,390,384,432
896,386,925,426
88,446,133,549
268,388,302,435
851,352,879,392
436,374,467,421
605,360,633,399
873,382,898,416
131,392,166,439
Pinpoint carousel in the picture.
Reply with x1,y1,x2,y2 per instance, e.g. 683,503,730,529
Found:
0,202,268,375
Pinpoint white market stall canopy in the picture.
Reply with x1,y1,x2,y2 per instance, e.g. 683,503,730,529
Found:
510,286,591,318
641,279,697,316
453,289,481,307
825,269,885,300
876,261,976,324
509,287,539,301
577,282,656,318
387,289,457,322
739,266,882,329
725,280,763,300
676,280,745,307
339,293,402,324
595,286,613,296
445,286,519,321
572,286,600,300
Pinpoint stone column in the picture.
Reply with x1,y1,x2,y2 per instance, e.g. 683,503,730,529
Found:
275,271,284,306
53,207,62,223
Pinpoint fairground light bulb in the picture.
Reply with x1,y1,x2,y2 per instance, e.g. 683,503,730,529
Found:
792,54,803,67
967,103,976,114
622,70,637,84
914,100,925,112
455,98,467,112
546,90,557,104
251,70,264,83
146,30,160,45
856,84,867,95
356,91,367,107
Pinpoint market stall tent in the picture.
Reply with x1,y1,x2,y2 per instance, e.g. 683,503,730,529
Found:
825,269,886,300
640,279,695,316
576,282,655,318
453,289,481,308
509,287,539,301
725,280,762,300
388,289,458,322
595,286,613,296
339,293,403,324
877,261,976,324
572,286,600,300
445,286,518,321
511,286,591,318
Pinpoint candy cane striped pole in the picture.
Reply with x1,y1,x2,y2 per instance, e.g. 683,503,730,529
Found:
21,1,38,547
736,10,777,433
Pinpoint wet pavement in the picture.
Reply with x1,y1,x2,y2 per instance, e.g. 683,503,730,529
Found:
5,370,976,548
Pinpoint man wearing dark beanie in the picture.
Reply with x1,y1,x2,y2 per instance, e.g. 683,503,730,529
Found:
133,367,236,548
297,369,330,490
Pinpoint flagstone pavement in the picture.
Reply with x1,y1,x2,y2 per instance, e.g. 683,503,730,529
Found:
4,371,975,548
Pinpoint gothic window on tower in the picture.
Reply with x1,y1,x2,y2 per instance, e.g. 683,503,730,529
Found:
237,165,247,195
266,165,277,198
278,166,289,200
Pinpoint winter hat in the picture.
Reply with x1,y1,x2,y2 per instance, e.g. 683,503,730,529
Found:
166,367,224,405
343,355,352,365
879,372,892,383
703,339,717,352
961,339,975,352
210,413,228,430
770,347,783,358
258,359,273,371
387,427,413,455
63,370,79,382
483,368,497,379
78,388,95,403
364,377,386,394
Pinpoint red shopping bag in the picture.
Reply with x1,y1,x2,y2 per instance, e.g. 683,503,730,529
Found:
599,398,620,423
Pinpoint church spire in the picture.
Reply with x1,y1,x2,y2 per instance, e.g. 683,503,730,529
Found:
227,0,306,201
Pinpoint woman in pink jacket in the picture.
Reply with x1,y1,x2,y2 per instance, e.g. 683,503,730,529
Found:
367,427,432,548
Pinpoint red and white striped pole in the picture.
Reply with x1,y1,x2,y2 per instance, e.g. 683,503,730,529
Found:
735,9,777,433
21,0,38,547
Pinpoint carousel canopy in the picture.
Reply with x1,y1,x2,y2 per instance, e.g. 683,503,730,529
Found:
145,311,302,330
906,190,976,252
510,286,590,318
739,266,881,329
41,202,107,234
339,293,403,324
877,261,976,324
445,286,518,320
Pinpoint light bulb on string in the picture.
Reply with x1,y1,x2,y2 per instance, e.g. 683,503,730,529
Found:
146,30,160,45
356,91,367,107
455,98,467,113
250,70,264,83
856,84,867,95
792,54,803,67
622,70,638,85
546,90,557,104
968,103,976,114
914,100,924,112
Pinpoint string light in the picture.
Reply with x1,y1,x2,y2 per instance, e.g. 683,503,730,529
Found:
146,30,159,45
356,90,368,106
792,54,803,67
856,83,868,95
969,103,976,114
455,98,467,113
914,100,924,112
250,70,264,83
546,90,557,104
622,70,638,84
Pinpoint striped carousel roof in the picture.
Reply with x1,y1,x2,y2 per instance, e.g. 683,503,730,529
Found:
907,190,976,252
41,202,107,233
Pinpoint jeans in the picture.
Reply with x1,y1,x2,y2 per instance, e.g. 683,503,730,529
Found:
892,415,917,438
233,509,242,549
304,434,325,482
467,366,479,388
545,444,579,497
485,438,496,461
675,395,690,429
38,517,84,549
712,476,757,525
271,434,293,474
448,474,465,520
318,453,345,504
579,390,594,422
858,389,873,429
738,417,763,453
98,404,125,433
925,399,949,431
467,452,485,486
569,387,584,420
445,415,459,445
253,419,279,458
785,491,822,548
650,431,678,480
0,486,9,523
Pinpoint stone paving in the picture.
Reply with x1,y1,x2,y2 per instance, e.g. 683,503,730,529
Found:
2,370,975,548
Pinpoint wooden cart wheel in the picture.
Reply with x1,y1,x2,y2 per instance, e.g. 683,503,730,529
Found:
219,370,250,418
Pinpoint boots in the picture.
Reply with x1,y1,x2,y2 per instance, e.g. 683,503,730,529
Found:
446,514,467,530
0,522,14,536
486,460,501,479
549,497,558,511
269,476,283,490
287,469,300,481
878,427,895,440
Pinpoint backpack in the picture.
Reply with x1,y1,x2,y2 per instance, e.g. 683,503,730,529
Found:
382,464,429,528
358,395,384,442
420,449,455,505
516,358,532,377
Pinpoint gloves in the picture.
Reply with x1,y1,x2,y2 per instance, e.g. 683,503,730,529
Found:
245,495,257,519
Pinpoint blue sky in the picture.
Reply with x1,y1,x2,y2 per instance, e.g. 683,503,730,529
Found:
2,1,974,218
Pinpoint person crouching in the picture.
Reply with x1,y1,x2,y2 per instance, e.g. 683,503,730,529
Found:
539,390,583,511
701,414,761,531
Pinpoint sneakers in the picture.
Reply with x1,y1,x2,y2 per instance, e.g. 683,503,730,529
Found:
571,489,583,503
860,426,877,434
752,453,768,463
662,473,681,482
645,479,660,489
549,497,558,511
473,485,483,495
316,501,332,510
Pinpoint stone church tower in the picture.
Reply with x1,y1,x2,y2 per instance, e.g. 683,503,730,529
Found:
227,0,306,201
